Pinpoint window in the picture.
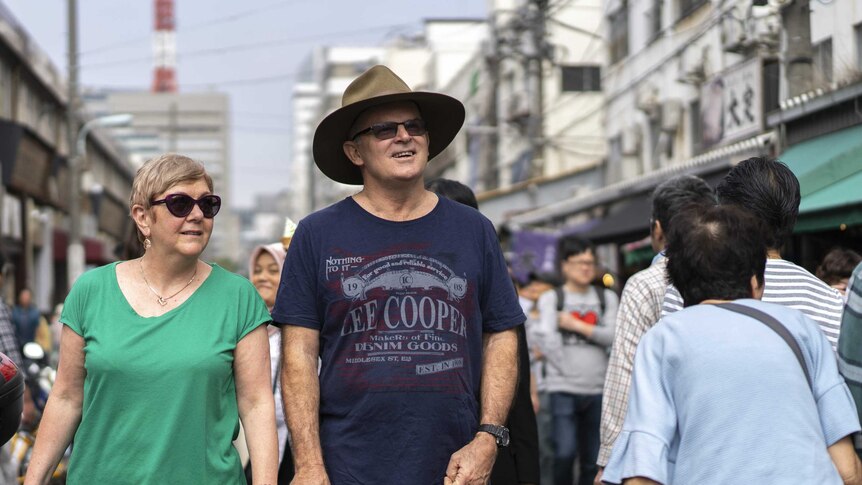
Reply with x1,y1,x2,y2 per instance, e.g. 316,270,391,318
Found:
607,134,623,182
763,60,780,113
608,1,629,64
855,23,862,70
561,66,601,92
0,58,11,118
648,118,661,171
649,0,663,41
689,99,702,155
679,0,708,20
814,38,833,85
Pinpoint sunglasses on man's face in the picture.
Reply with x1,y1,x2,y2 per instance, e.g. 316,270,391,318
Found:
351,118,427,141
150,194,222,218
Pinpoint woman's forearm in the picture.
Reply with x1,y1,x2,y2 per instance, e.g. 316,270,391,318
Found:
24,394,82,485
239,395,279,484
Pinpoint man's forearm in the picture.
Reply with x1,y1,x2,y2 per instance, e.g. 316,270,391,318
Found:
281,327,325,469
480,328,519,424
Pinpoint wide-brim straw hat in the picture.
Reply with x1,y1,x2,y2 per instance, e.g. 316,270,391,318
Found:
312,65,466,185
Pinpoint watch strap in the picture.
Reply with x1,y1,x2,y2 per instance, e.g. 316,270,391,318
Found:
478,423,510,447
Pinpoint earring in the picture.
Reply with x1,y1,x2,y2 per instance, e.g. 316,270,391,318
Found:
144,237,152,250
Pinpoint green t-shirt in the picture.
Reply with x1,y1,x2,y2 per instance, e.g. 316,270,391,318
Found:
61,262,271,484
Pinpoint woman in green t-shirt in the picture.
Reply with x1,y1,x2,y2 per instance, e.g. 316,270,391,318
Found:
25,154,278,484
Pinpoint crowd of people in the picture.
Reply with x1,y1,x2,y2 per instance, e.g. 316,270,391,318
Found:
0,63,860,485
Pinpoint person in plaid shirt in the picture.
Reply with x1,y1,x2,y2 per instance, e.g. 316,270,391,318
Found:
594,175,715,483
0,253,22,365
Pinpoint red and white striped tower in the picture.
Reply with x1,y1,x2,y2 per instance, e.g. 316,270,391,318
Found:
152,0,177,92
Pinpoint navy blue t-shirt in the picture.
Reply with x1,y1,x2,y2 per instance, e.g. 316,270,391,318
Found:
272,196,525,485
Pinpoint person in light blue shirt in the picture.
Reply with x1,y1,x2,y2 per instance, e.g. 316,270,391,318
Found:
602,205,862,485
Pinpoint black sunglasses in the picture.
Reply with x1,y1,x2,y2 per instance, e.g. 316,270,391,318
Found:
150,194,222,218
352,118,427,141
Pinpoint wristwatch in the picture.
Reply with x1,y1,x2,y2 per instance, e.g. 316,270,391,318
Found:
478,424,510,447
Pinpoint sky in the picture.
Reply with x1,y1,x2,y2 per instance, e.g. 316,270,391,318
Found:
3,0,488,208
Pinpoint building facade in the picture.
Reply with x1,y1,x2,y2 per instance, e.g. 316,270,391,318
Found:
0,4,134,310
511,0,862,279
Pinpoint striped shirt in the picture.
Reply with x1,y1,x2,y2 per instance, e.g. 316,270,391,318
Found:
662,258,844,351
597,256,668,467
838,262,862,457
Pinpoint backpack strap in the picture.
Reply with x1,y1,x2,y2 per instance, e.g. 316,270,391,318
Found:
555,286,565,312
594,286,606,316
715,302,812,391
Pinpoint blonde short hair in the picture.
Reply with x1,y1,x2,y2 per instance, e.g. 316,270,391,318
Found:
129,154,214,241
129,153,214,210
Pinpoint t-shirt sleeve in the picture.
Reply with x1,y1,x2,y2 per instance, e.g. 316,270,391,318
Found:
804,313,862,445
271,220,321,329
588,289,618,347
602,327,676,484
479,218,525,332
60,269,92,337
236,278,273,341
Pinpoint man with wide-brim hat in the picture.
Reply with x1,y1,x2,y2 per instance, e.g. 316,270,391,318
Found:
273,65,523,485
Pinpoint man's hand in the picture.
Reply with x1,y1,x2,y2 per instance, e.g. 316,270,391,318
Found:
290,464,330,485
443,433,498,485
594,466,604,485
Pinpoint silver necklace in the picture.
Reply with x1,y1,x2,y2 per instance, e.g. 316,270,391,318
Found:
139,259,197,306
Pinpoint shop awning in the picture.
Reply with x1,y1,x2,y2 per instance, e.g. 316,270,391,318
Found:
579,170,729,245
581,193,651,244
779,124,862,232
507,132,774,228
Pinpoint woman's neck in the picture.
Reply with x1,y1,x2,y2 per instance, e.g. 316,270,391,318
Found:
140,249,199,284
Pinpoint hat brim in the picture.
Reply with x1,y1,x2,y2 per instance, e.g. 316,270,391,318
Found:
312,91,466,185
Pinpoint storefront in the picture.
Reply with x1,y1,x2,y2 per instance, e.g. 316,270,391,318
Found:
768,82,862,269
0,119,61,309
504,133,775,285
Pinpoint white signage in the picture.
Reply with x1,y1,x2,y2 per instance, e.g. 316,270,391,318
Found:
701,58,763,148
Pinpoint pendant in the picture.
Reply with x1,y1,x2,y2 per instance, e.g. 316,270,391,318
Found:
157,297,168,306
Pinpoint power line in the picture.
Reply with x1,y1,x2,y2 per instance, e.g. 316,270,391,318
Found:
80,0,307,57
183,71,302,88
233,111,292,119
81,22,417,70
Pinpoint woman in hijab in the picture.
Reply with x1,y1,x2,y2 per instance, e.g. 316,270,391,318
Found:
248,242,293,483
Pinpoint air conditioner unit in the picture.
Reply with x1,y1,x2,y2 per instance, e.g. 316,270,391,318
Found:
661,100,683,132
622,126,641,156
720,13,748,53
636,88,660,120
677,63,705,85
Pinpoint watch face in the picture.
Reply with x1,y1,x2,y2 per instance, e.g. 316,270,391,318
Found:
499,428,510,447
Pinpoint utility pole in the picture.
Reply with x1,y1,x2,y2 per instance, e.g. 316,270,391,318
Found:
526,0,547,180
782,0,814,98
306,148,316,213
66,0,83,289
479,19,501,191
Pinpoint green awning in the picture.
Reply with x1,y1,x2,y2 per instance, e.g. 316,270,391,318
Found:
778,124,862,232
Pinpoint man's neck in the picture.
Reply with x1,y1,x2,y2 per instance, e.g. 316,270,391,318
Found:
353,185,437,222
